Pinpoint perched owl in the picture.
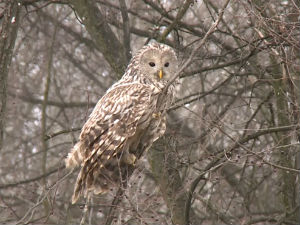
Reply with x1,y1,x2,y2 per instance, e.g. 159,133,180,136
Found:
65,41,178,204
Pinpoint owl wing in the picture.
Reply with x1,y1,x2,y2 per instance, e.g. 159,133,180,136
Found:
66,83,153,168
66,83,157,203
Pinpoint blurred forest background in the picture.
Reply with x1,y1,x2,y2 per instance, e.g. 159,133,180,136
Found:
0,0,299,225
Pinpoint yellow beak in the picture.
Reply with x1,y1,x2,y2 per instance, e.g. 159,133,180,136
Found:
159,69,163,79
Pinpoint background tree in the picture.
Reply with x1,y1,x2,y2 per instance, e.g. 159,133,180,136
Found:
0,0,299,225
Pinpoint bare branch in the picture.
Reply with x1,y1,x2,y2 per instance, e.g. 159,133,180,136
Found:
164,0,231,92
8,91,97,108
118,0,131,63
157,0,194,42
0,1,21,151
71,0,127,77
0,165,65,190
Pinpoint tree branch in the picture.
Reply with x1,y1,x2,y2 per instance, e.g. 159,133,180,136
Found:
164,0,231,92
8,91,97,108
0,165,65,190
44,127,81,141
0,1,21,151
157,0,194,43
149,138,188,225
118,0,131,63
71,0,127,77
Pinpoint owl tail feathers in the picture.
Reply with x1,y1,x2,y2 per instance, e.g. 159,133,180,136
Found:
71,191,80,204
71,168,84,204
71,185,107,204
65,142,85,168
72,184,84,204
71,168,108,204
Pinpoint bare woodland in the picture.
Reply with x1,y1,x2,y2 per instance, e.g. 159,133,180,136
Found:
0,0,299,225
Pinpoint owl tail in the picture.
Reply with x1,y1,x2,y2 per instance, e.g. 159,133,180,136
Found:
65,142,85,168
71,162,109,204
72,168,84,204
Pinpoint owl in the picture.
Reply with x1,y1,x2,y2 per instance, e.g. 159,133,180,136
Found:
65,41,178,204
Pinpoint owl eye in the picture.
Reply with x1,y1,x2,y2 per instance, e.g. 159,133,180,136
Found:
164,62,169,67
149,62,155,67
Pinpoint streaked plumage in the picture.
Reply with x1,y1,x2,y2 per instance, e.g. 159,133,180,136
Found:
65,41,178,203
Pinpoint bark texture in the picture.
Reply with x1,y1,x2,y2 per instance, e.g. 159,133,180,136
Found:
0,1,20,151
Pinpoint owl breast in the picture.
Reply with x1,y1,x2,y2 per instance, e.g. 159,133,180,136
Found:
129,83,175,156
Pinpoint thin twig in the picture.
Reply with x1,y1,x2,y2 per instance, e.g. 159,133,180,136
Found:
217,125,300,174
41,24,56,184
0,165,65,190
14,169,73,225
164,0,231,93
80,193,91,225
44,127,81,141
185,162,225,224
119,0,131,63
157,0,194,42
104,187,124,225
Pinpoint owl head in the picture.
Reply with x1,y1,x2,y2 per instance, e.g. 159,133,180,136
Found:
125,42,178,85
137,42,178,82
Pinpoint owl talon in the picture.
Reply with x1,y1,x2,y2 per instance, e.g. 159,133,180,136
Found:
152,112,161,119
123,152,137,166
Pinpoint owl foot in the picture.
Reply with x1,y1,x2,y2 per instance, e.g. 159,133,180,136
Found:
93,187,108,195
152,112,161,119
122,152,137,166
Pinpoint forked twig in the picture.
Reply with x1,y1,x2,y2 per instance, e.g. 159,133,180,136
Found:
164,0,231,95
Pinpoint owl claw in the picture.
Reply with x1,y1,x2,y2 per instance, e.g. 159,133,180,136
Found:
122,152,137,166
152,112,161,119
128,154,137,166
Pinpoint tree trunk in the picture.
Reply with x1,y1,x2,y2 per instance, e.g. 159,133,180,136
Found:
0,1,21,151
71,0,127,78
